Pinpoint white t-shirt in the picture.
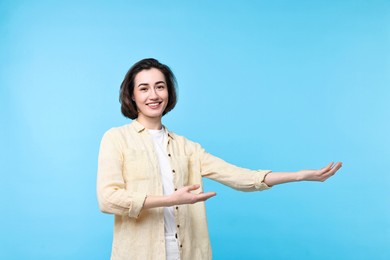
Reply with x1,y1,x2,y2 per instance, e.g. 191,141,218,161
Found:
148,128,176,236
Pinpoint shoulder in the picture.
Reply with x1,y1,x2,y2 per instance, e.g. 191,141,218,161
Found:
100,123,134,147
102,123,130,137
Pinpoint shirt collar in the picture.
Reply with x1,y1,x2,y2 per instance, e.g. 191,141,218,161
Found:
131,120,174,139
132,120,146,133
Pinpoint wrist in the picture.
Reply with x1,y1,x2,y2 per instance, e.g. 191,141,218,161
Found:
165,194,175,207
295,170,304,182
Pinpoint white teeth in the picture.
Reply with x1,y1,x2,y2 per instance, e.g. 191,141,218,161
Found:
148,103,159,106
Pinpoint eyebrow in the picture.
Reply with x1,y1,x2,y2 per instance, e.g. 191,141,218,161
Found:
137,81,166,88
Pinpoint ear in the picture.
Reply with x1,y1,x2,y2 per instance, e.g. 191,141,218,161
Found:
131,95,135,101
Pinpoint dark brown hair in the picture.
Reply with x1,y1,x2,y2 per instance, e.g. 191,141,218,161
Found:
119,58,178,119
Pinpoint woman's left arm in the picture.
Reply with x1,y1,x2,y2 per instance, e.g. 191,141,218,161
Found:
263,162,343,187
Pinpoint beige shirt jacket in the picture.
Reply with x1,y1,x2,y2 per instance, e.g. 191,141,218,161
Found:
97,120,272,260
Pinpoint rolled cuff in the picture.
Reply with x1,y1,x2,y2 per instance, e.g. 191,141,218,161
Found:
254,170,273,190
128,192,148,218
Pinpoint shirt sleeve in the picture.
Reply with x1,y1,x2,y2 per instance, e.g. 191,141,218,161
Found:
196,144,272,192
96,130,147,218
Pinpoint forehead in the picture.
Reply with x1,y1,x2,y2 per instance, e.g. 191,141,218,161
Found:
134,68,166,84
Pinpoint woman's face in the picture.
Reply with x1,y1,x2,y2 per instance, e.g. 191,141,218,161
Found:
132,68,169,122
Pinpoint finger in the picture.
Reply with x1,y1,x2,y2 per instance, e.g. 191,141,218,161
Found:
197,192,217,201
319,162,335,174
323,162,343,178
325,162,334,170
330,162,343,173
186,184,201,192
335,162,343,168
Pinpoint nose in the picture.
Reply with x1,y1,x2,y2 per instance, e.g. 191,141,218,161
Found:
149,88,159,99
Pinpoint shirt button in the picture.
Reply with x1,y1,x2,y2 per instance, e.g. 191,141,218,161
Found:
176,206,179,210
175,188,177,191
168,154,171,157
177,225,180,228
180,245,183,248
172,169,175,173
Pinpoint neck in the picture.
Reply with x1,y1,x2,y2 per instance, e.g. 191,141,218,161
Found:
136,116,162,130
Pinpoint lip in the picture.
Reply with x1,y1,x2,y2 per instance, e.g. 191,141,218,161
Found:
146,101,163,109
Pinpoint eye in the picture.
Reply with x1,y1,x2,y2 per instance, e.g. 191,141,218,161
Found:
139,87,148,92
156,85,165,90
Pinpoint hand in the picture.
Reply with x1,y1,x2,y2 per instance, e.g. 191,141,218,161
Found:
170,184,216,205
298,162,343,182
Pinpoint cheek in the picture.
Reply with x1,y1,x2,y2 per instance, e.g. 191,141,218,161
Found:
133,92,144,103
163,90,169,100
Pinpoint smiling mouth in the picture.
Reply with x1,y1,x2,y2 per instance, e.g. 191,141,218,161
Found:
147,102,162,108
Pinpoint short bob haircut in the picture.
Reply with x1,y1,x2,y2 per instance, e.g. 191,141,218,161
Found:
119,58,178,119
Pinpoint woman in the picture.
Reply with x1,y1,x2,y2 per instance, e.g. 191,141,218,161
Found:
97,58,342,260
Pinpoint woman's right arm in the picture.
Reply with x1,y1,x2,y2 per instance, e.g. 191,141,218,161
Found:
97,131,215,218
97,131,148,218
143,184,216,209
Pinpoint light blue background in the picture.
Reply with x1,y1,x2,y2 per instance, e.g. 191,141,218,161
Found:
1,1,389,259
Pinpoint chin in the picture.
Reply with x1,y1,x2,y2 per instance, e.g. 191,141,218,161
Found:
147,111,164,118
